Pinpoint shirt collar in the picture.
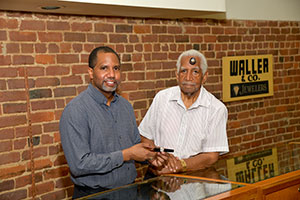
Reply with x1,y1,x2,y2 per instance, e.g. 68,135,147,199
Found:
170,86,209,109
87,84,119,105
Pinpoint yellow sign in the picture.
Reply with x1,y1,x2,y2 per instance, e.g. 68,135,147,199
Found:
222,55,274,102
227,148,278,183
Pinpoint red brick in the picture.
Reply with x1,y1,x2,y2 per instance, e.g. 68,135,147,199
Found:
142,35,158,43
55,177,72,188
49,144,63,155
71,22,92,31
175,35,189,43
31,158,52,170
0,115,27,128
109,34,128,43
128,72,145,81
0,128,14,140
6,43,20,53
32,181,55,196
3,103,27,114
0,55,11,65
54,155,68,166
0,31,7,41
35,77,60,87
19,66,44,77
87,33,107,42
0,152,20,165
116,24,132,33
95,23,113,32
21,44,34,53
54,87,76,97
41,190,66,200
31,100,55,111
22,147,48,160
0,140,12,153
0,189,27,200
35,43,47,53
133,101,147,110
159,35,174,42
15,174,32,188
31,111,54,123
60,42,72,53
0,18,18,29
204,35,216,42
46,66,70,75
13,55,34,65
71,64,88,74
15,125,42,138
36,55,55,64
14,138,27,150
0,179,14,193
9,31,37,41
41,134,53,144
198,27,210,34
48,43,59,53
44,166,69,180
8,78,33,89
20,20,45,30
0,67,17,77
152,52,167,60
134,25,151,34
120,82,138,91
47,21,70,30
57,54,79,64
61,75,83,85
38,32,63,42
152,26,166,33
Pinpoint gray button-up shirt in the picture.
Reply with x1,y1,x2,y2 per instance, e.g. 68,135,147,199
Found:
59,84,140,189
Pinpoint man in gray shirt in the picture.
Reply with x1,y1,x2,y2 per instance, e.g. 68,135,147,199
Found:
60,46,164,199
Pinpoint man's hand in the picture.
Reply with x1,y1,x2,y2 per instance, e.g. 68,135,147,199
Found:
148,152,168,168
122,143,157,162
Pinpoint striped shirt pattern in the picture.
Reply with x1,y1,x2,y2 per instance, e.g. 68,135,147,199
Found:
139,86,229,159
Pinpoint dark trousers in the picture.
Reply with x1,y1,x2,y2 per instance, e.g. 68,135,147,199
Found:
73,184,109,199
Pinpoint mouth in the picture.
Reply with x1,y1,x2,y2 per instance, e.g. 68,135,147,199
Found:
104,79,116,87
182,82,196,86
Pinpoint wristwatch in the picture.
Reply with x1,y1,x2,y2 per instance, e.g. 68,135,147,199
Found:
180,159,187,172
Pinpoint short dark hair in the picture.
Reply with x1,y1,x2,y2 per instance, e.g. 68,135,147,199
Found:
88,46,121,68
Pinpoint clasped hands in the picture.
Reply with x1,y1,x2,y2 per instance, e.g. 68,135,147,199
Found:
147,149,184,175
124,143,184,175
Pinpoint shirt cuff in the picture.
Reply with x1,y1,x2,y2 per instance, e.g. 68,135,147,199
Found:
110,150,124,168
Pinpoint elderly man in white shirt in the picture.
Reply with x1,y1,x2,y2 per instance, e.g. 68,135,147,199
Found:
139,49,229,175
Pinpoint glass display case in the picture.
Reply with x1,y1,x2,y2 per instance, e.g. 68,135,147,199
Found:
78,140,300,199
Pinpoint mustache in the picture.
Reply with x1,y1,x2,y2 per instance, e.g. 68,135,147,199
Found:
182,82,196,86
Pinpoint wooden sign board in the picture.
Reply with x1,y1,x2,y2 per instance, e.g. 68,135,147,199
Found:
227,148,279,183
222,55,274,102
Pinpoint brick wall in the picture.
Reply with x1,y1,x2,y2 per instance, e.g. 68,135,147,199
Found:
0,10,299,199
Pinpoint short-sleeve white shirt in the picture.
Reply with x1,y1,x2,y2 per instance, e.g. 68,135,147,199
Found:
139,86,229,159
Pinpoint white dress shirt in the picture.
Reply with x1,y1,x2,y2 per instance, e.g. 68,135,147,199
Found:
139,86,229,159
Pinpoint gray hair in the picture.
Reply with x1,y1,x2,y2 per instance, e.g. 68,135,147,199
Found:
176,49,208,75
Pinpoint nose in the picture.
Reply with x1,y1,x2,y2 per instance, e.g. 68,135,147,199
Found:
186,70,192,81
107,67,115,78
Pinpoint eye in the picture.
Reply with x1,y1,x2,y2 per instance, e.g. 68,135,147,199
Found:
100,65,108,70
113,66,121,71
193,69,200,75
180,69,187,73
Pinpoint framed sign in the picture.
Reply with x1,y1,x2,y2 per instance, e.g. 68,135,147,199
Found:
226,148,278,183
222,55,274,102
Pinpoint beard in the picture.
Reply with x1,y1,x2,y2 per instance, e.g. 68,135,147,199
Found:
101,78,120,92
